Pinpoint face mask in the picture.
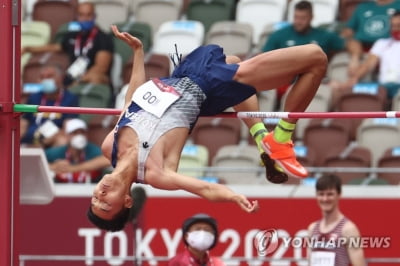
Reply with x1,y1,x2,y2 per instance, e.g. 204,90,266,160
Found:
79,20,95,31
187,230,215,251
70,134,88,150
391,30,400,40
41,78,57,94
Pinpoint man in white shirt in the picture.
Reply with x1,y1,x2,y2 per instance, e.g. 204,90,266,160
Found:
344,10,400,100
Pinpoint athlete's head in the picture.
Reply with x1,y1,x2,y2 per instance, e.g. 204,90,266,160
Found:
293,0,313,33
316,174,342,194
315,174,342,213
87,173,133,231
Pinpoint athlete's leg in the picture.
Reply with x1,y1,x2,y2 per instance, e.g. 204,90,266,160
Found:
233,44,327,178
234,44,327,121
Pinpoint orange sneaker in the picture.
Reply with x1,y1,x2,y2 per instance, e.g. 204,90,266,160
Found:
261,132,308,178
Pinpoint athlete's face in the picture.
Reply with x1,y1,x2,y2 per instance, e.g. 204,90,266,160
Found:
91,174,132,220
316,188,340,214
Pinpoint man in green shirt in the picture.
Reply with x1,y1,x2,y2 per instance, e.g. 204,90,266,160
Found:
341,0,400,75
262,1,359,99
342,0,400,49
263,1,347,58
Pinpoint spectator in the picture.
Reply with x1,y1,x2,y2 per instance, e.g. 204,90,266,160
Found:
341,0,400,74
335,11,400,103
20,63,79,148
307,174,366,266
45,118,111,183
22,2,114,87
168,213,225,266
262,0,359,99
263,1,355,58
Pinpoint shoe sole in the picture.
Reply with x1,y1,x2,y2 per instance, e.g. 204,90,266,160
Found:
260,153,288,184
261,141,307,179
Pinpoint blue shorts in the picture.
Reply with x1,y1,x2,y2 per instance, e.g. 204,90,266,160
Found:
170,45,256,116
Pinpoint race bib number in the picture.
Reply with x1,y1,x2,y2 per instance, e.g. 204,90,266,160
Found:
132,78,181,118
67,56,89,78
310,251,335,266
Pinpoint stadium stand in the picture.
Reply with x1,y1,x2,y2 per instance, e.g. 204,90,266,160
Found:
205,21,253,56
287,0,340,27
377,146,400,185
178,144,209,178
32,0,76,41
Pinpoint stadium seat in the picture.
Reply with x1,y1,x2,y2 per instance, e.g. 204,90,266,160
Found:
327,51,351,82
205,21,253,56
21,21,52,72
287,0,339,27
293,144,316,184
348,177,389,185
69,83,112,122
24,0,77,21
280,83,332,140
22,0,33,20
134,0,183,39
22,51,70,84
36,0,78,9
32,0,76,41
258,90,278,112
186,0,237,33
178,144,209,178
303,118,352,166
322,144,372,184
391,90,400,111
334,83,387,140
236,0,287,45
356,118,400,167
257,21,291,52
377,146,400,185
86,115,117,147
122,53,171,85
153,20,205,56
21,21,51,48
87,0,130,33
211,144,263,184
152,20,205,73
143,54,171,80
190,117,243,164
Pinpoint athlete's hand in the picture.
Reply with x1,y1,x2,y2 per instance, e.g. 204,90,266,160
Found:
234,195,259,213
111,25,143,50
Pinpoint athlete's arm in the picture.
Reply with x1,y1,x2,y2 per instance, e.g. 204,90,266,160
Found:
111,25,146,107
306,222,317,264
343,221,367,266
146,165,259,213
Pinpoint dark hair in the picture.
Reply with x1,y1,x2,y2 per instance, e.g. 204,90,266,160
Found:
87,206,130,232
295,0,313,13
182,213,218,249
316,174,342,194
392,10,400,18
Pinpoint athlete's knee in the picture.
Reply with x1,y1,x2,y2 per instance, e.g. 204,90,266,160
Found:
307,44,327,65
226,55,242,64
304,44,328,74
